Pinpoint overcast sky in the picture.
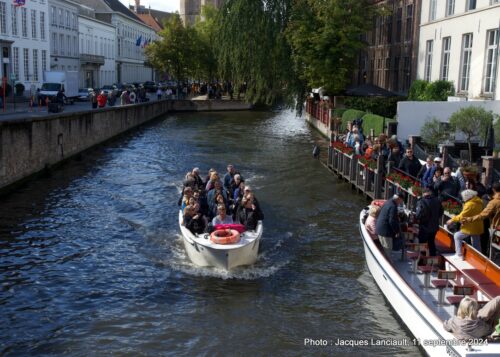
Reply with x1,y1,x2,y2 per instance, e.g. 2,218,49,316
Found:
119,0,180,13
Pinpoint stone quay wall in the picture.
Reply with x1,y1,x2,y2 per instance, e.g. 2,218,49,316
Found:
0,99,252,192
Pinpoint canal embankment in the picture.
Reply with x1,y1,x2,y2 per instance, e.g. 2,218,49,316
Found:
0,99,251,193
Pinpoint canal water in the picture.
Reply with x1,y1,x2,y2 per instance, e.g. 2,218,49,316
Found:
0,111,421,356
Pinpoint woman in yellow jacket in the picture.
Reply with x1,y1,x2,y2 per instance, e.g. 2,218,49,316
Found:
446,189,484,259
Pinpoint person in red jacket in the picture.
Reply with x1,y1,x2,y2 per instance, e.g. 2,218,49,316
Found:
97,91,107,108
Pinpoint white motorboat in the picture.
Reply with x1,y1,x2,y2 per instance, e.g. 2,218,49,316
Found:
179,211,263,269
359,208,500,357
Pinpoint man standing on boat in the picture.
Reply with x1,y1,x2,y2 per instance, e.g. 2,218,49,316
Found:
398,147,422,179
376,193,404,260
416,187,443,256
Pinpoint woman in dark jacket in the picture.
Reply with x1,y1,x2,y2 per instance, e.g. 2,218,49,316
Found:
236,193,264,231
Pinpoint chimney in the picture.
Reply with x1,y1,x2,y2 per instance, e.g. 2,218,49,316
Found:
135,0,140,12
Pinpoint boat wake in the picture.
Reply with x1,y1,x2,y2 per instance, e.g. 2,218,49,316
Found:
158,233,290,280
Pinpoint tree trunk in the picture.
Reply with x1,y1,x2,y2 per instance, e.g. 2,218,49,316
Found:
468,140,473,163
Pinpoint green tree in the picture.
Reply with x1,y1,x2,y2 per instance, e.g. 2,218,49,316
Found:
145,15,197,83
214,0,305,107
420,118,450,153
286,0,376,94
193,5,218,82
449,107,494,162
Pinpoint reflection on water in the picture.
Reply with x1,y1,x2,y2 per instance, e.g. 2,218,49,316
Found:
0,110,421,356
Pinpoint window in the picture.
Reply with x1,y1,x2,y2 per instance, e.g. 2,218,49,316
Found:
441,37,451,80
11,5,18,35
459,33,473,91
13,47,19,80
21,7,27,37
23,48,29,81
51,6,56,25
446,0,455,16
424,40,433,81
466,0,476,11
393,56,400,91
72,13,76,29
386,15,392,44
33,49,38,81
66,35,70,56
405,4,413,42
52,32,57,54
41,49,47,75
40,12,45,39
73,36,77,56
60,34,64,55
58,8,63,26
65,10,69,28
484,29,499,94
0,2,6,34
31,10,37,39
429,0,437,21
396,8,402,43
404,56,411,90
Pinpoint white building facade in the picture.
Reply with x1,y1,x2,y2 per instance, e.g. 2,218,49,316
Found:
110,12,156,83
417,0,500,100
78,6,116,88
0,0,50,95
48,0,79,74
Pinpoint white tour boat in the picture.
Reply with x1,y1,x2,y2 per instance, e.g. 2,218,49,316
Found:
359,207,500,357
179,210,263,269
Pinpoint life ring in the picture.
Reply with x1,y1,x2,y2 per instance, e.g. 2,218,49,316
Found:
210,229,240,245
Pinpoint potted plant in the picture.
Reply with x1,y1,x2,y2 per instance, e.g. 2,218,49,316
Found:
14,82,25,96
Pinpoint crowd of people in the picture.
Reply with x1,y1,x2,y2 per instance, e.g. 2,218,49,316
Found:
179,165,264,235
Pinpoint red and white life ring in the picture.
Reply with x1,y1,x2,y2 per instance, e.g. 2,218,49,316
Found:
210,229,241,245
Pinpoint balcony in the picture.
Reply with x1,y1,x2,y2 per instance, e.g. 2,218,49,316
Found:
80,53,105,65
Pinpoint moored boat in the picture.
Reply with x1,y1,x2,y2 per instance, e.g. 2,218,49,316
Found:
179,211,263,269
359,207,500,356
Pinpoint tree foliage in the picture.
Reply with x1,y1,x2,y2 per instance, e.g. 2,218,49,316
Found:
449,107,494,162
145,15,197,82
420,118,450,153
408,79,455,101
192,5,218,81
286,0,376,94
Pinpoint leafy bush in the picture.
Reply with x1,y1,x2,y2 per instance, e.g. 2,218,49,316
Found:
408,80,428,101
332,108,347,119
425,80,455,101
361,113,385,136
408,79,455,101
341,109,366,131
343,96,403,118
15,83,25,96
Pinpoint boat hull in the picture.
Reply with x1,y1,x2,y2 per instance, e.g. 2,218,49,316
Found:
182,235,261,270
359,212,496,357
179,211,262,270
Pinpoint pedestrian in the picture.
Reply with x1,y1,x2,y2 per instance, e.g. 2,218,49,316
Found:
156,87,162,100
375,193,404,260
120,90,128,105
415,187,443,256
434,167,460,201
129,90,136,104
90,90,98,109
97,91,106,108
447,189,484,259
398,147,422,178
462,181,500,256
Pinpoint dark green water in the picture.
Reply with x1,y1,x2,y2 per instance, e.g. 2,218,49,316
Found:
0,110,421,356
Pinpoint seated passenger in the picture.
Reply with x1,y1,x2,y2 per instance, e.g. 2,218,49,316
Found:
209,193,228,220
229,174,243,198
236,193,264,231
180,186,193,212
444,296,500,340
212,204,234,226
206,171,222,192
183,204,206,235
207,180,229,213
365,205,380,239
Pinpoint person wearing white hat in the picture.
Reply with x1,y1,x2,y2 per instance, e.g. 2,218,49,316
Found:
446,189,484,259
433,156,442,168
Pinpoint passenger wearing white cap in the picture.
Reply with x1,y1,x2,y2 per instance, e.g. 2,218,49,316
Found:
433,156,442,168
446,189,484,259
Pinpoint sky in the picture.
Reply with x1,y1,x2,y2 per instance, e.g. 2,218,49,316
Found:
119,0,180,13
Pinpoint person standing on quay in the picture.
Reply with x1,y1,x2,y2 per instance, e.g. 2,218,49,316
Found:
90,90,98,109
398,147,422,178
376,193,404,260
416,187,443,256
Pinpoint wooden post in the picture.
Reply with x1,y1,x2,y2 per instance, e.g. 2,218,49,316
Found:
441,144,451,169
374,155,384,199
350,155,358,182
384,161,393,199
